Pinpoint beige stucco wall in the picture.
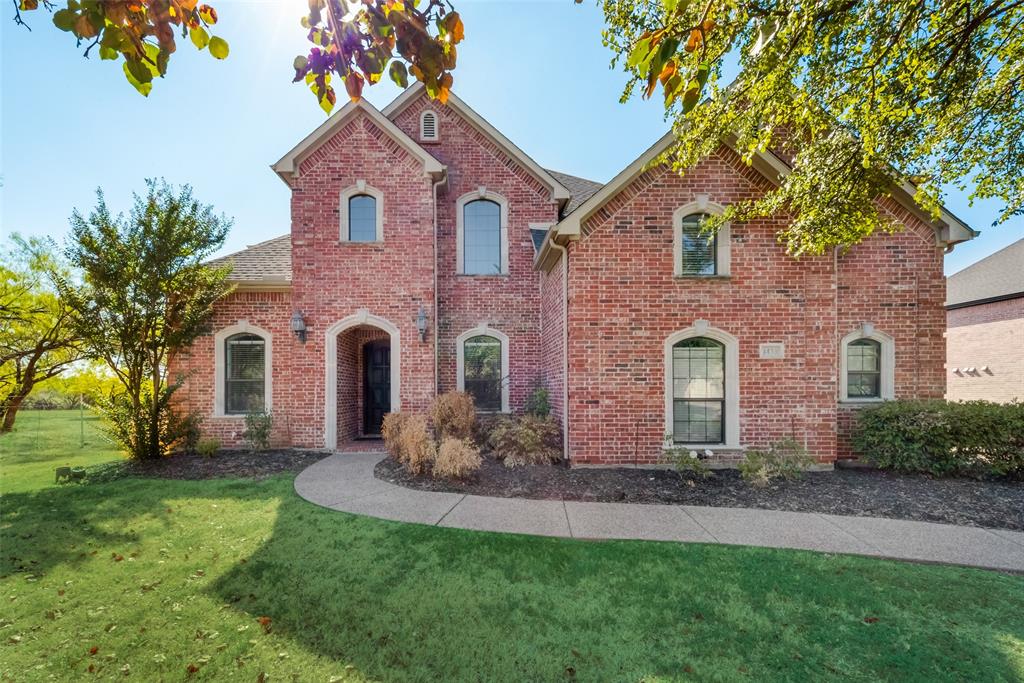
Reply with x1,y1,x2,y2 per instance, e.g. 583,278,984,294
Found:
946,303,1024,402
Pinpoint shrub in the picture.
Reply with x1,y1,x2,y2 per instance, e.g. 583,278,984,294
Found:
430,391,476,440
380,412,409,459
196,438,221,458
102,386,198,459
852,399,1024,478
660,437,712,479
487,415,562,468
433,437,482,479
524,386,551,418
396,415,436,475
739,437,815,487
242,411,273,453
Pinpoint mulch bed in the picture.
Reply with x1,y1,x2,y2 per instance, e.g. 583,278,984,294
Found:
84,449,330,483
376,455,1024,531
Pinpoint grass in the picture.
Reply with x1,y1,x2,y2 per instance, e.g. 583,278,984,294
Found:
2,411,1023,681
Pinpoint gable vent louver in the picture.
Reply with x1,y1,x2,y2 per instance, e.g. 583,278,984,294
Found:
420,111,438,141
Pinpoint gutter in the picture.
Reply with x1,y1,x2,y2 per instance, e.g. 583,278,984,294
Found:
431,174,447,396
547,236,571,461
945,290,1024,311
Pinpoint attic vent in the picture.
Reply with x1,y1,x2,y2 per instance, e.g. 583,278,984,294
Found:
420,110,438,141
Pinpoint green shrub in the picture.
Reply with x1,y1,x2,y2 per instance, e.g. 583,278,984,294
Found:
433,437,482,479
242,411,273,453
430,391,476,440
487,415,562,468
101,386,198,459
196,438,220,458
852,399,1024,477
524,386,551,418
660,437,713,479
739,437,815,487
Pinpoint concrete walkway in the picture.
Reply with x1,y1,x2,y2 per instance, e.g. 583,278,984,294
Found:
294,453,1024,573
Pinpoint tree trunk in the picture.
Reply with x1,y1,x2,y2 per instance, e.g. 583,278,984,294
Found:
0,385,32,433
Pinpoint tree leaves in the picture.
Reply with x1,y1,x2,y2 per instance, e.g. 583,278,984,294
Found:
208,36,229,60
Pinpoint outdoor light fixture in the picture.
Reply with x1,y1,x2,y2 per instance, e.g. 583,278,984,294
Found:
290,310,307,343
416,305,428,342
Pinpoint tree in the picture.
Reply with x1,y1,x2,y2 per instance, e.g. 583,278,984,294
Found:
0,236,83,432
602,0,1023,254
59,179,232,459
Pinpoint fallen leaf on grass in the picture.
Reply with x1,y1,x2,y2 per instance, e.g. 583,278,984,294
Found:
88,646,98,655
863,616,879,624
257,616,272,633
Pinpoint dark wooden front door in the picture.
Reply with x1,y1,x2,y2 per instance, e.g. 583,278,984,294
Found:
363,341,390,436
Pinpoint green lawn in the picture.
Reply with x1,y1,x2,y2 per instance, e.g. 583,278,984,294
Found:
2,411,1023,681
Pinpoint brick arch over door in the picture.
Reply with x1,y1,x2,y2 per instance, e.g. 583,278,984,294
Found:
324,310,402,449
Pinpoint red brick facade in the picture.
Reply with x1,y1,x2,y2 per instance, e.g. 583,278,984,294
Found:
172,88,956,464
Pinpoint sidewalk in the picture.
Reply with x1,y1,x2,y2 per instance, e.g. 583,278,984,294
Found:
294,453,1024,572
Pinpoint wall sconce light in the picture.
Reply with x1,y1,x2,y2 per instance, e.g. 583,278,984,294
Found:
416,305,428,342
290,310,307,343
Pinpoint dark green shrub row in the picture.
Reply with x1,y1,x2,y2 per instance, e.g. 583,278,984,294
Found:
852,400,1024,478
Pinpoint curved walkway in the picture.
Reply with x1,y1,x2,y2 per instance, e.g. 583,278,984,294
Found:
294,453,1024,572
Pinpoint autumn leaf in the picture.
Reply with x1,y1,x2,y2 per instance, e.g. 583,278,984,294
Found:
257,616,272,633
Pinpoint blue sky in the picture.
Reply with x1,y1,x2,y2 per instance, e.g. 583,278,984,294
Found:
2,1,1020,275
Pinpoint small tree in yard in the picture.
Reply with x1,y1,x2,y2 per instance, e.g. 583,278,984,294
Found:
58,180,232,459
0,236,83,432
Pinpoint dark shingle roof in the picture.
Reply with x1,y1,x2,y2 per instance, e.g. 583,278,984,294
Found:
546,169,603,215
210,235,291,284
946,238,1024,306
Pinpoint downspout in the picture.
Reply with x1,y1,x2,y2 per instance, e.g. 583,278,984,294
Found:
431,174,445,396
547,237,570,462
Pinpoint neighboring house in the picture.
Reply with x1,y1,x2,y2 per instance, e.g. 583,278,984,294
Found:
170,84,977,465
945,239,1024,403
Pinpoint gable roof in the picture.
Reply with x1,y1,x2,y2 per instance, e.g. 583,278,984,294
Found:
946,238,1024,308
546,169,603,215
272,97,445,186
211,235,291,287
535,131,978,271
382,84,571,207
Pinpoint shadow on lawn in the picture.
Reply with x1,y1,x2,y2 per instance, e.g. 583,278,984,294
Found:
3,478,1024,681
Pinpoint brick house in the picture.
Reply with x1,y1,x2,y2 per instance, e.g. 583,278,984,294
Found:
946,239,1024,403
170,84,977,465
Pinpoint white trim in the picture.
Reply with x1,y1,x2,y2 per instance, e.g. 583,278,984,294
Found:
664,322,740,448
272,98,445,185
419,109,438,141
672,199,731,277
213,320,273,418
456,189,509,276
456,324,510,413
323,310,402,449
339,182,385,242
839,324,895,403
382,84,570,205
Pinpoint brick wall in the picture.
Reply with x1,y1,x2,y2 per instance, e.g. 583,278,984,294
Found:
336,325,391,442
946,297,1024,403
539,248,566,422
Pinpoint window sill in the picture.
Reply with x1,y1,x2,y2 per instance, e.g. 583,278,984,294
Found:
665,443,744,451
839,398,887,405
338,240,384,245
456,273,510,279
673,275,731,281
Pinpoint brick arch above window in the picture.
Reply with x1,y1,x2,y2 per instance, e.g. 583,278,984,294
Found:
339,181,384,243
214,320,273,417
672,197,731,277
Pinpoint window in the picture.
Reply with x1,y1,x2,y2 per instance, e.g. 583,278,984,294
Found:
347,195,377,242
420,110,438,141
840,325,894,402
225,333,265,415
846,339,881,398
671,337,725,443
678,213,717,275
463,199,502,275
457,325,510,412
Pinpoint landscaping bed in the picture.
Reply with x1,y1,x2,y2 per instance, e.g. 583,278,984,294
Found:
83,448,329,483
375,455,1024,531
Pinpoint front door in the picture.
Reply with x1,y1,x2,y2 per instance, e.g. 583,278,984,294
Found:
363,341,390,436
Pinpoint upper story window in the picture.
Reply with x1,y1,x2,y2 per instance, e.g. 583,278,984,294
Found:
673,198,731,277
348,195,377,242
339,182,383,242
840,324,895,402
225,333,266,415
463,200,501,274
457,325,510,412
420,110,438,141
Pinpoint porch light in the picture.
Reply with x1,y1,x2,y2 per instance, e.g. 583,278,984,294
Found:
290,310,307,343
416,305,428,342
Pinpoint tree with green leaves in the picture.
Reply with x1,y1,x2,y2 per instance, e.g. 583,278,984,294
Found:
0,236,83,432
58,180,232,459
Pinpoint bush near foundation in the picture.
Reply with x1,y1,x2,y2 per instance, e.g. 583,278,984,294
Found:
396,415,436,475
738,438,814,486
381,412,409,459
486,415,562,468
852,400,1024,478
430,391,476,440
434,437,482,479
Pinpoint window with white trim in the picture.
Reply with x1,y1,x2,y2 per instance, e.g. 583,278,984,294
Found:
840,325,895,402
225,333,266,415
457,325,510,412
456,190,509,276
347,194,377,242
672,337,725,443
673,200,731,277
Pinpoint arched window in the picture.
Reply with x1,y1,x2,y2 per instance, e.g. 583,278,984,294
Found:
457,325,510,412
347,194,377,242
678,213,717,275
840,325,894,401
671,337,725,444
225,333,266,415
462,199,502,275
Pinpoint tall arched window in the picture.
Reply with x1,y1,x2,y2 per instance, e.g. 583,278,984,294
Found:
672,337,725,444
678,213,717,275
462,334,502,411
462,199,502,275
225,333,266,415
348,194,377,242
846,339,882,398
